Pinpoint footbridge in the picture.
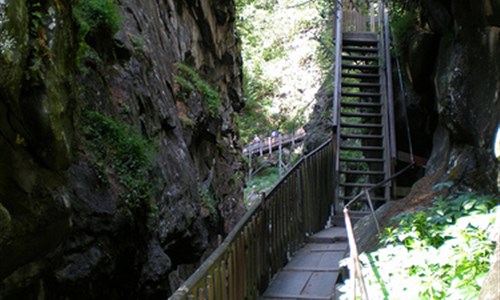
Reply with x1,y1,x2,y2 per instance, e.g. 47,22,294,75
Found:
169,0,417,299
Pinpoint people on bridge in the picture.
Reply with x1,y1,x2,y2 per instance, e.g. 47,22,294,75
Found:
252,134,261,144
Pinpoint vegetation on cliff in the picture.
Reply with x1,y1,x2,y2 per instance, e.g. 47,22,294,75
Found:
82,111,158,219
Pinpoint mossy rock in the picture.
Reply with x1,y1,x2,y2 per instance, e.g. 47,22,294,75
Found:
0,0,29,102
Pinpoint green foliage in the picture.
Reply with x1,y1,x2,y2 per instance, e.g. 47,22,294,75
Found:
239,66,275,143
236,0,321,143
175,63,221,118
73,0,122,66
26,2,53,83
236,0,278,12
389,5,417,57
314,0,335,73
82,111,157,216
198,186,217,214
339,192,499,300
382,192,498,248
129,34,144,51
245,166,280,195
73,0,121,36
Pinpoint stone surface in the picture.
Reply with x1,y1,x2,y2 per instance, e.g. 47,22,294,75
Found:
0,0,245,298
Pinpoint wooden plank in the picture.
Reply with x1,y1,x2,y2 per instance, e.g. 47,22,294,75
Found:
206,274,214,300
264,271,311,296
343,31,378,42
283,251,343,272
308,227,347,243
302,243,348,253
219,260,228,300
397,151,428,167
301,272,339,297
228,249,236,300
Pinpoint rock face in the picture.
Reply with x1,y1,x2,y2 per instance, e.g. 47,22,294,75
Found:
415,0,500,192
0,0,245,298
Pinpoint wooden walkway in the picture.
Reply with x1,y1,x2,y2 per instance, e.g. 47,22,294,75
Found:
261,227,348,300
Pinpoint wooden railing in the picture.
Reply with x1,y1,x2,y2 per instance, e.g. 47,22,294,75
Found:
381,5,396,163
332,0,343,215
169,140,335,299
243,130,306,157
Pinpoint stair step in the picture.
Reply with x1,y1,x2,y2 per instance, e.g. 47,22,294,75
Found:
342,82,380,89
342,64,380,72
340,182,379,188
340,170,385,175
340,133,383,139
308,227,348,243
343,32,378,42
340,157,385,163
332,214,369,226
343,46,378,53
342,72,379,79
340,145,384,151
341,122,382,129
339,196,388,202
340,112,382,118
342,55,379,62
342,91,381,98
343,41,378,48
341,103,381,110
343,38,378,47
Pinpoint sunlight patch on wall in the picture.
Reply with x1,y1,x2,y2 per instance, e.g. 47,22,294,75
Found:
495,125,500,158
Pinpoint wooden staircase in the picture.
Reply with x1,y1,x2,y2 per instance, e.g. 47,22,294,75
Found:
335,32,391,211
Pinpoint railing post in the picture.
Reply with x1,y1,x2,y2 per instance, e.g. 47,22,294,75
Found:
248,148,252,182
278,134,283,177
333,0,343,217
383,7,396,165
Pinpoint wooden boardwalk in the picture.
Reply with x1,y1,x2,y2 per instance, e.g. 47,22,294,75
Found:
261,227,348,300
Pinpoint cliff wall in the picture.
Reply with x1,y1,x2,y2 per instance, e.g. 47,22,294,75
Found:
0,0,244,298
405,0,499,191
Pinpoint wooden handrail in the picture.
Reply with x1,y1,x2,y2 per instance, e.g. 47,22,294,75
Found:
332,0,344,216
332,0,343,129
169,139,334,299
243,131,306,157
383,6,397,162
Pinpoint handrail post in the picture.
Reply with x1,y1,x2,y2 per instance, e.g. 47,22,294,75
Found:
333,0,343,129
344,208,369,300
333,0,343,215
383,6,396,165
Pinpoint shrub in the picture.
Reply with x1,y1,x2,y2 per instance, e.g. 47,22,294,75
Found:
390,8,417,57
73,0,122,66
82,111,157,216
73,0,122,37
339,192,499,300
174,63,221,118
198,186,217,214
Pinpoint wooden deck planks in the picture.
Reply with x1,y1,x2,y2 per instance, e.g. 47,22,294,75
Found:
261,226,348,300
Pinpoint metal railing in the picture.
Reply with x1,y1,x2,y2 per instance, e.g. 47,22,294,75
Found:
169,139,335,299
243,130,306,157
333,0,397,209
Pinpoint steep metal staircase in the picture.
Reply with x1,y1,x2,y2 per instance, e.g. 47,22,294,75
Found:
332,0,397,217
337,32,391,209
169,1,405,299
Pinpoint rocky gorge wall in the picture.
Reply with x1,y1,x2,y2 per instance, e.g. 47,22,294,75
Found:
0,0,245,298
403,0,499,192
